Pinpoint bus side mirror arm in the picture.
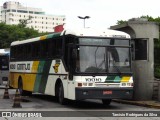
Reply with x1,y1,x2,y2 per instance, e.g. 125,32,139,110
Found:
69,67,73,80
68,44,74,80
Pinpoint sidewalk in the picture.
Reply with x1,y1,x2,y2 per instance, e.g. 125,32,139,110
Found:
113,99,160,109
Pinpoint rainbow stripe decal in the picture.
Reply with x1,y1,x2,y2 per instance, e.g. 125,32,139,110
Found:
105,76,131,83
33,60,52,93
40,33,61,40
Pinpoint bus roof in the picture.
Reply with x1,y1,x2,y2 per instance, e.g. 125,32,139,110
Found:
11,28,131,46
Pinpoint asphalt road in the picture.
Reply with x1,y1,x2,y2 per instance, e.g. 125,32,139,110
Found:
0,87,159,120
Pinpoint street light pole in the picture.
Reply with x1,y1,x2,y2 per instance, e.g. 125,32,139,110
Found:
78,16,90,28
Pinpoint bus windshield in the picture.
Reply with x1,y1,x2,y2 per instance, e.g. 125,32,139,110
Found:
75,38,131,74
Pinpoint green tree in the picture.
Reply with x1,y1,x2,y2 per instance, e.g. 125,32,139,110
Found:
0,22,46,48
18,15,33,28
117,15,160,25
117,20,127,25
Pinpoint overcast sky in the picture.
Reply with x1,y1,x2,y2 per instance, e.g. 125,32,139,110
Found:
0,0,159,29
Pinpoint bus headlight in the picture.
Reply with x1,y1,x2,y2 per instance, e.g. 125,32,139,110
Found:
88,83,93,86
77,82,94,87
127,83,134,87
121,83,126,86
83,83,87,86
121,82,133,87
78,83,82,87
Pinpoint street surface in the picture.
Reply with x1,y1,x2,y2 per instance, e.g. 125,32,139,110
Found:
0,86,159,120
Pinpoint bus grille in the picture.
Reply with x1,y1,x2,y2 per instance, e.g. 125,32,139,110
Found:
95,83,120,87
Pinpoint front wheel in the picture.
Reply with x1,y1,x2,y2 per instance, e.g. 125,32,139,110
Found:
102,99,112,106
58,83,67,105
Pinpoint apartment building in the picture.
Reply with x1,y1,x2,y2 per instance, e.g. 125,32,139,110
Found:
0,1,66,32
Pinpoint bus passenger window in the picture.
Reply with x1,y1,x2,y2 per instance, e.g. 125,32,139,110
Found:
41,41,48,58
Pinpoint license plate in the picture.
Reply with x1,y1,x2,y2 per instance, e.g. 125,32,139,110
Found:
103,90,112,95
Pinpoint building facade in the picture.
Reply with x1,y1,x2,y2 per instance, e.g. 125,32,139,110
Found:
0,1,65,32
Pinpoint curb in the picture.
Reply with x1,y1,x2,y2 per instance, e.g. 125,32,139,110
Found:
113,99,160,109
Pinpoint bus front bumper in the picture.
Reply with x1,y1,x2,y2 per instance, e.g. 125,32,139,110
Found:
75,87,133,100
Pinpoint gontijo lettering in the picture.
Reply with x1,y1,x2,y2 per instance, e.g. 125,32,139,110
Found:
17,64,30,70
10,64,16,69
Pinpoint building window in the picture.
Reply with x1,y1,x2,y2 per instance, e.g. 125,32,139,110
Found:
7,9,11,12
17,10,28,13
29,11,33,14
12,9,16,12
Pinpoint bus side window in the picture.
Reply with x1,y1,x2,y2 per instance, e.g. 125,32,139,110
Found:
22,45,26,60
26,44,32,60
32,42,40,59
49,39,56,58
18,46,22,59
41,40,49,58
10,46,15,60
55,38,62,57
29,44,32,59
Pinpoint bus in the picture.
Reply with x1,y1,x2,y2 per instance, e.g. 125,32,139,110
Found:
9,28,133,105
0,49,10,86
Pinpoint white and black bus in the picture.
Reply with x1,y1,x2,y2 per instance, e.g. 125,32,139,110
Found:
9,28,133,105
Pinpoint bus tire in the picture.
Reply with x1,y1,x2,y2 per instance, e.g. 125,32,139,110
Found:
18,78,32,96
18,78,23,95
58,82,66,105
102,99,112,106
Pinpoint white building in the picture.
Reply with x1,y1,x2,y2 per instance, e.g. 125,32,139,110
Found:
0,1,66,32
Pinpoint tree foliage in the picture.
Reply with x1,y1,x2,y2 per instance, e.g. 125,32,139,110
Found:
117,15,160,25
117,20,127,25
0,22,46,48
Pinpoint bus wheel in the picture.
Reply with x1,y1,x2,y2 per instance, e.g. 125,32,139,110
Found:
58,83,66,105
102,99,112,106
18,78,32,96
18,78,23,95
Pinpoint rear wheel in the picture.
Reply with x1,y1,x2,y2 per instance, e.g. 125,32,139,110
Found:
18,78,32,96
102,99,112,106
18,78,23,95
